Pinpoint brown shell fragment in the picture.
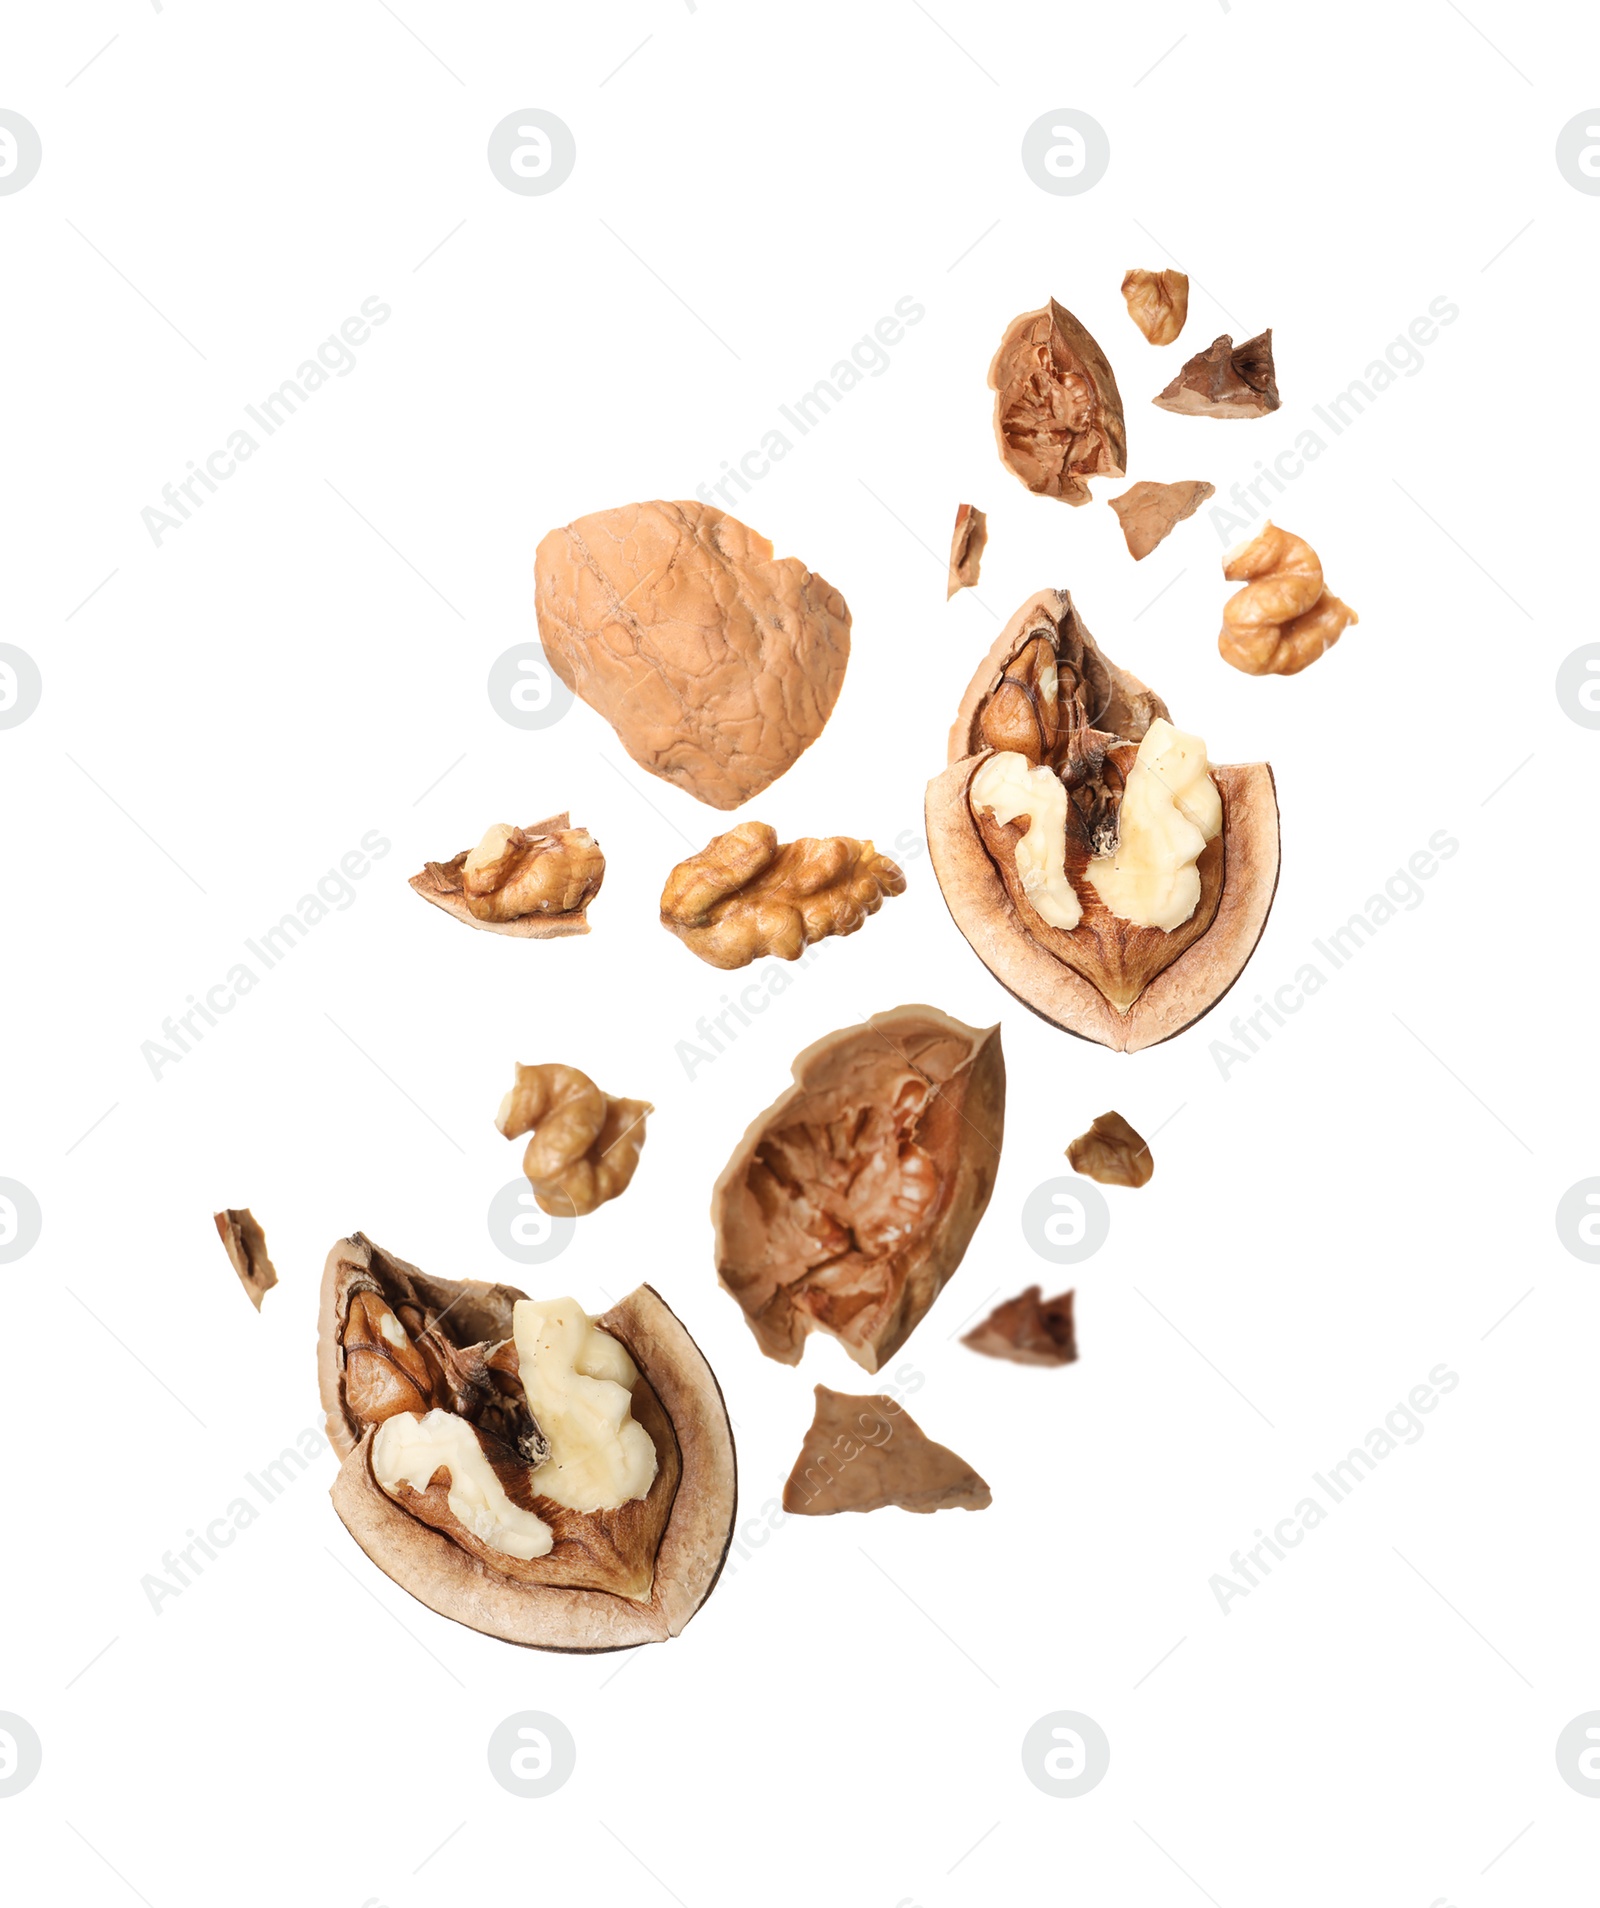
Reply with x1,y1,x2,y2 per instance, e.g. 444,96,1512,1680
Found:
318,1234,737,1650
962,1286,1077,1367
782,1385,990,1515
409,813,602,938
947,504,988,598
1066,1111,1153,1187
1154,331,1280,418
1121,268,1189,346
989,300,1127,505
533,500,851,810
214,1208,277,1311
1108,480,1216,560
712,1006,1005,1372
659,821,905,969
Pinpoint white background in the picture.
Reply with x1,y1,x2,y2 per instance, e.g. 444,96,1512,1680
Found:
2,3,1593,1904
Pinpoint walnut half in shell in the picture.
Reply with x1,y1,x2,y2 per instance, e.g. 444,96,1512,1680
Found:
712,1006,1004,1371
926,590,1280,1052
318,1235,736,1650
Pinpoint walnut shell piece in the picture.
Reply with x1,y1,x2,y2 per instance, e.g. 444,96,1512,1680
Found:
1121,268,1189,346
1108,480,1216,561
496,1063,651,1218
947,504,988,598
782,1386,990,1515
962,1286,1077,1367
989,300,1127,505
1218,521,1358,676
410,813,603,938
712,1006,1005,1372
318,1235,737,1650
659,821,906,970
1066,1111,1152,1188
213,1208,277,1310
533,500,851,811
1153,330,1280,418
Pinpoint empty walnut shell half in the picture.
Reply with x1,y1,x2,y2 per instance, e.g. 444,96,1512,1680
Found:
318,1235,736,1650
927,590,1280,1052
989,299,1126,505
534,500,850,811
712,1005,1004,1371
410,814,603,937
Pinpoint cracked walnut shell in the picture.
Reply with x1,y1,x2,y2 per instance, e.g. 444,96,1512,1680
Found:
963,1286,1077,1366
1154,330,1280,418
989,300,1126,505
1066,1110,1152,1187
782,1386,990,1515
1219,522,1358,675
1121,269,1189,346
1108,481,1215,561
659,821,905,969
318,1235,736,1650
534,500,850,810
926,589,1280,1052
947,504,987,598
497,1063,651,1217
712,1006,1004,1371
410,814,603,937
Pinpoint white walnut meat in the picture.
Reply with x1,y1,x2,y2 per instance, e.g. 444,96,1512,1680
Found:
927,590,1280,1052
712,1006,1004,1372
496,1063,651,1218
1219,521,1358,675
534,500,851,810
410,813,604,938
1108,480,1215,561
1121,268,1189,346
659,821,906,970
1154,331,1280,418
317,1234,736,1650
782,1386,991,1516
988,300,1127,505
947,503,988,598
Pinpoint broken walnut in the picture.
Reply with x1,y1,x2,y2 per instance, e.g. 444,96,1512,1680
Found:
410,814,603,937
1121,268,1189,346
947,503,988,598
1218,522,1358,675
926,588,1280,1051
659,821,905,969
318,1234,735,1649
712,1005,1004,1371
1066,1111,1152,1188
497,1063,651,1218
534,500,850,810
214,1208,278,1311
989,299,1126,505
962,1286,1077,1367
1154,330,1280,419
782,1385,990,1515
1108,480,1215,561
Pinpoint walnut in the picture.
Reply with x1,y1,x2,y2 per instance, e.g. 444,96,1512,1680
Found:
988,299,1126,505
410,813,603,937
213,1208,277,1310
1121,268,1189,346
1154,330,1280,418
1219,522,1358,675
947,503,988,598
495,1063,651,1217
317,1234,736,1649
534,500,850,810
1066,1110,1152,1187
1108,480,1215,560
659,821,905,970
962,1286,1077,1366
712,1006,1004,1371
926,588,1281,1052
782,1385,990,1515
